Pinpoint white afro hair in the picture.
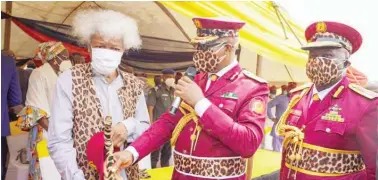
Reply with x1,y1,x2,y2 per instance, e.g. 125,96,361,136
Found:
72,9,142,50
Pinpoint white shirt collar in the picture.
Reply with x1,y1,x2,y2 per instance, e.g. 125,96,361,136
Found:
208,59,238,79
312,78,343,100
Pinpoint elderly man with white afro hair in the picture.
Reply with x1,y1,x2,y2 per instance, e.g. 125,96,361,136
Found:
48,9,150,180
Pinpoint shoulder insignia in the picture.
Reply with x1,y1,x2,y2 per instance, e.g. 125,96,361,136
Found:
289,83,312,94
242,70,267,83
349,83,378,99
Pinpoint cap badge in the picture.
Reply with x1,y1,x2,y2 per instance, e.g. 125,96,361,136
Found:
194,19,202,29
316,22,327,33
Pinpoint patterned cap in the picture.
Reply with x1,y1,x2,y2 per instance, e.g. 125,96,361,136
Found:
35,41,66,63
191,17,246,44
302,21,362,54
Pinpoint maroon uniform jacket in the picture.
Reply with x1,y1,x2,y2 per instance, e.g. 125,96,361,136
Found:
130,64,269,179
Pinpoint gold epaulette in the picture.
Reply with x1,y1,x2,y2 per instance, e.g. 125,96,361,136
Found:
349,83,378,99
289,83,312,94
242,70,267,83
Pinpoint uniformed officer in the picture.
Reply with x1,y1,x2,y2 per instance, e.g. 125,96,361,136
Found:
147,69,175,168
111,17,269,180
276,21,378,180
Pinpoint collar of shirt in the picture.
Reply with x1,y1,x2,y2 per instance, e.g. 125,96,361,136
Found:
208,59,238,79
92,68,122,85
312,77,344,101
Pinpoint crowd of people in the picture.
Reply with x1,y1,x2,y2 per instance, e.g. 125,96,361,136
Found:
1,8,377,180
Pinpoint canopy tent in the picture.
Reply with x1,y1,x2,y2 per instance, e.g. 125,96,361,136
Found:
1,1,310,84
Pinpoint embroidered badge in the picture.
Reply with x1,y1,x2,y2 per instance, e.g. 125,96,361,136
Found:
194,19,202,29
250,97,265,116
321,104,344,122
221,92,238,100
316,22,327,33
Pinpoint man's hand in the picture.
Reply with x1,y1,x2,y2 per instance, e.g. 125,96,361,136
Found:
111,123,128,148
111,151,134,173
38,117,49,131
175,76,204,107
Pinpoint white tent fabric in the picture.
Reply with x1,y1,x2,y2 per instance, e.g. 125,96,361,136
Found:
1,1,309,84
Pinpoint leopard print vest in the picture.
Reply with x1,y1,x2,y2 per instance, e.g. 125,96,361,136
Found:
71,64,143,180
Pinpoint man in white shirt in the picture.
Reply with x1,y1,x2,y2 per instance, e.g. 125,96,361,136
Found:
47,9,150,180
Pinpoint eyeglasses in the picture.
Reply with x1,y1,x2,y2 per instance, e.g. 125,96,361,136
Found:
194,41,228,51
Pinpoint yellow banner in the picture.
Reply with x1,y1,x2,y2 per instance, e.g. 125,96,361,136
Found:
161,1,308,67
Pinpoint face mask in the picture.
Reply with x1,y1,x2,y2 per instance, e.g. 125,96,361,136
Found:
165,78,176,89
91,48,123,76
306,57,346,86
59,61,72,74
193,43,227,72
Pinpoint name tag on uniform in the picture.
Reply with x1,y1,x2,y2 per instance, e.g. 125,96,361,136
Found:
162,94,169,97
221,92,238,100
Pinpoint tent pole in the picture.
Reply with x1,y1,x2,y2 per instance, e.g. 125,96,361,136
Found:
155,2,191,42
4,1,13,51
256,54,262,76
236,44,241,62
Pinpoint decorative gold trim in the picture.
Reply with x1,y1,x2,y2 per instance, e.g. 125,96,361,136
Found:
289,83,312,94
285,163,364,177
88,161,97,171
275,87,310,136
332,86,344,98
298,143,361,154
349,83,378,99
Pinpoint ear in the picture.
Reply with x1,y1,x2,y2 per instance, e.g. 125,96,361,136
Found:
344,60,351,68
88,46,92,59
223,44,233,55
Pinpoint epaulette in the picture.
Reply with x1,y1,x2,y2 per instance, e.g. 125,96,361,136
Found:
349,83,378,100
148,87,157,95
289,83,312,94
242,70,267,83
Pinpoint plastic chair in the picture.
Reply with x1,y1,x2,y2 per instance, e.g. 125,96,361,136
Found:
5,133,29,180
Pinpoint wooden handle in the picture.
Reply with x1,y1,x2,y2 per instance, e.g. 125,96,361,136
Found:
246,156,254,180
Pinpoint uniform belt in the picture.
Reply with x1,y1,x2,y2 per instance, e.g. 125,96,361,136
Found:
285,142,366,177
173,149,246,179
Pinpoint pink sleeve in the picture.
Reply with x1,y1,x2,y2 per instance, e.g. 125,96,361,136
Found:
199,85,269,158
130,111,181,161
356,100,378,180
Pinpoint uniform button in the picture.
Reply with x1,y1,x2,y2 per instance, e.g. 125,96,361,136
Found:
207,129,212,133
183,150,187,154
219,104,224,108
325,128,331,133
190,127,194,132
